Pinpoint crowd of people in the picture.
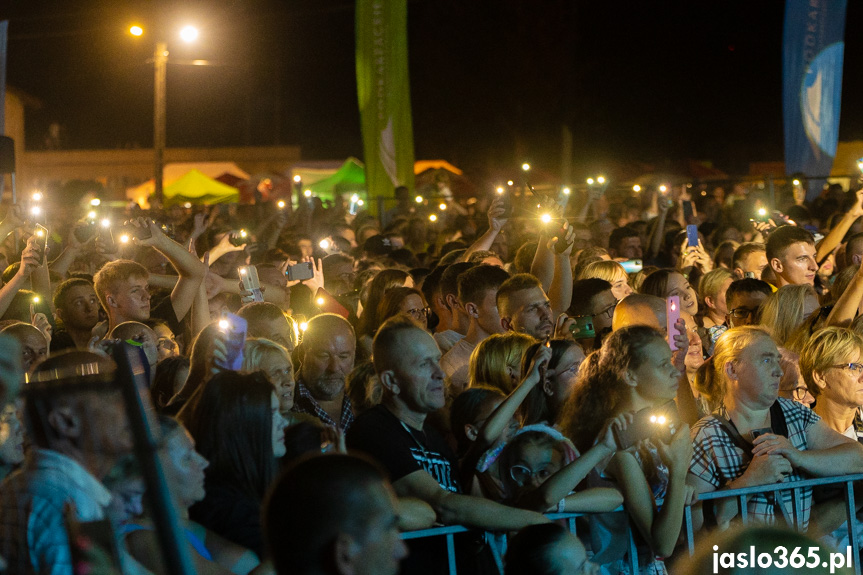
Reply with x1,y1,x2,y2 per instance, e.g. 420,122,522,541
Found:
0,177,861,574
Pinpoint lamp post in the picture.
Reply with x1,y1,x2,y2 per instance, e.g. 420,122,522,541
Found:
154,42,168,204
130,25,197,206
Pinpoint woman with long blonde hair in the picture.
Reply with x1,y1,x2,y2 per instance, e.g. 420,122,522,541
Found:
758,284,820,351
468,332,536,394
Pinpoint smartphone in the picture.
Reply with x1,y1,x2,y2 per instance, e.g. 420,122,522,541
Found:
682,200,694,222
620,259,643,274
238,265,265,303
613,401,680,450
554,220,571,254
569,315,596,340
34,224,49,264
667,295,681,351
349,194,360,216
686,224,699,248
229,229,248,247
124,219,152,240
499,189,513,219
285,261,314,282
749,427,773,442
217,312,247,371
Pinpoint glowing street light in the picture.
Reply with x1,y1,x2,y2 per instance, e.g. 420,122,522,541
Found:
562,187,571,195
586,178,595,185
496,187,504,194
293,175,302,183
303,189,312,198
429,214,438,222
179,26,199,43
439,203,447,211
597,176,606,184
129,25,144,37
415,195,423,203
521,163,531,172
507,180,514,186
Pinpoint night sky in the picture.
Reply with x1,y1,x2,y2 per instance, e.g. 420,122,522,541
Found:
3,0,863,183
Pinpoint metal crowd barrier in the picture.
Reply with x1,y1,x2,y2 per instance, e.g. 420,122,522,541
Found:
400,506,639,575
683,473,863,575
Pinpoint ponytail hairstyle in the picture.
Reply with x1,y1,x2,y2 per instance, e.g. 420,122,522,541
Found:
559,325,664,453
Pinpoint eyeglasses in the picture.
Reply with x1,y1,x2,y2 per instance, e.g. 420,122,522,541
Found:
728,306,759,319
832,363,863,374
406,307,431,319
509,464,557,486
595,301,617,320
785,386,808,401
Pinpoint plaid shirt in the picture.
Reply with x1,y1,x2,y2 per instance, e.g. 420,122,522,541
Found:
292,380,355,431
689,397,819,529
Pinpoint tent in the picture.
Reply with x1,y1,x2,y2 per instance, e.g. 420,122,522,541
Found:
163,169,240,206
304,157,367,200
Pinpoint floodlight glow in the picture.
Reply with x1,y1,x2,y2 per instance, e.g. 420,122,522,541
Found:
562,187,571,195
597,176,606,184
586,178,595,185
130,26,144,37
293,175,302,183
179,25,199,43
521,163,531,171
496,187,504,194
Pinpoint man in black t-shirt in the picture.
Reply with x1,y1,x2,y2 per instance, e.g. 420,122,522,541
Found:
347,317,547,574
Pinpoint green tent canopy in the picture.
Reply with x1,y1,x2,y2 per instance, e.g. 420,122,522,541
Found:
163,169,240,206
304,157,367,202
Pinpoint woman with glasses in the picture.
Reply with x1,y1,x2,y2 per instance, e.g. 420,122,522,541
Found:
778,348,815,408
376,286,430,330
799,327,863,440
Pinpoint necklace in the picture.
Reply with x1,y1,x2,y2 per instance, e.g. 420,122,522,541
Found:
399,420,431,460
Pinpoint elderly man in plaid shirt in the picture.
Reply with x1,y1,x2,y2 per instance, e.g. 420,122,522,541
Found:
686,327,863,532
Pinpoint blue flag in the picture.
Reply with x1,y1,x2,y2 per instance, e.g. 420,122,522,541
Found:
783,0,847,200
0,21,7,134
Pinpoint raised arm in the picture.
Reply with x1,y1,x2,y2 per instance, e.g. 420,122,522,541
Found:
547,226,575,318
459,197,508,262
130,218,207,322
816,189,863,264
826,262,863,326
0,237,41,319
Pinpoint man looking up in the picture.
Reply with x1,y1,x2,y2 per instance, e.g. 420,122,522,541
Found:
293,313,356,431
497,273,555,339
765,225,818,287
51,279,101,352
94,218,206,334
731,243,768,280
264,454,408,575
347,317,548,575
440,265,509,392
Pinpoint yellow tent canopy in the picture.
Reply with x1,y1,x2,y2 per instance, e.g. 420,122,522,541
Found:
163,169,240,206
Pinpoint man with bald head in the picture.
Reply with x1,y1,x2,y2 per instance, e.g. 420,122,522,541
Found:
612,293,667,332
348,316,548,575
293,313,357,431
109,321,159,378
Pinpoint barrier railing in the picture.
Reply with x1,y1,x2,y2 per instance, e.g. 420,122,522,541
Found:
400,506,639,575
683,473,863,575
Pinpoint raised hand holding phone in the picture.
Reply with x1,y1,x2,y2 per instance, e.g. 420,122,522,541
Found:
216,313,247,371
667,296,682,351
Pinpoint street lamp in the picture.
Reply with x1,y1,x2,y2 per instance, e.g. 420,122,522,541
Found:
131,25,199,205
